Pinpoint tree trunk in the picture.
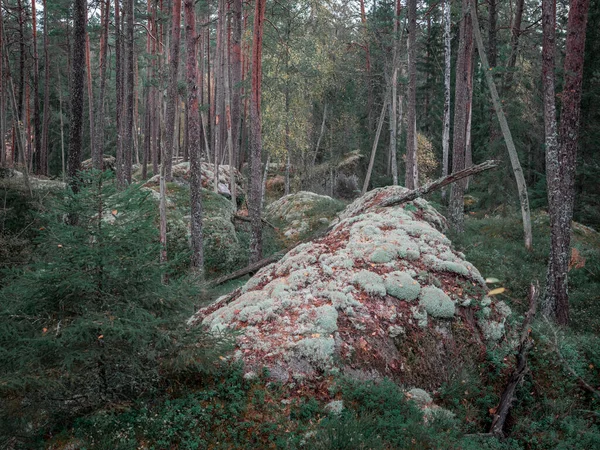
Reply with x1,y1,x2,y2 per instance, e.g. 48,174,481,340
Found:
185,0,204,274
115,0,125,186
488,0,497,68
544,0,590,325
67,0,86,192
122,0,134,184
441,0,451,201
470,0,533,250
224,5,236,209
231,0,243,179
164,0,182,181
503,0,525,91
362,95,389,195
449,0,473,232
311,104,327,168
389,0,401,186
31,0,41,174
39,0,50,175
405,0,418,189
249,0,266,264
92,0,110,171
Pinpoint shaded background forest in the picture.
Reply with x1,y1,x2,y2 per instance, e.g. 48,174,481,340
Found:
0,0,598,226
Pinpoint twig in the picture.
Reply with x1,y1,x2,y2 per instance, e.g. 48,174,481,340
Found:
489,281,538,437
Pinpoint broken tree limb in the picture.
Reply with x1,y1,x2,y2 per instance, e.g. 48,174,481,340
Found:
204,250,286,289
489,282,538,437
380,159,499,208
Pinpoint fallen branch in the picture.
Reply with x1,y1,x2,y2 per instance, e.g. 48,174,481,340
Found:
489,282,538,437
204,250,286,289
380,159,499,208
233,213,278,230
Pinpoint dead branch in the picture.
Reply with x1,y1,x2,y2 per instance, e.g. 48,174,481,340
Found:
489,281,538,437
380,159,500,208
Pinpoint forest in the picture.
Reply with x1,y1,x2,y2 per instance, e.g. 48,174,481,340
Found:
0,0,599,448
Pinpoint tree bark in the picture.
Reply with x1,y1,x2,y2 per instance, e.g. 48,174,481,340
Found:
249,0,267,264
488,0,497,68
31,0,41,174
39,0,50,175
184,0,204,274
441,0,451,201
67,0,86,192
231,0,243,181
405,0,418,189
92,0,110,171
224,5,236,208
470,0,533,250
115,0,125,187
362,95,389,195
164,0,182,181
449,0,473,232
544,0,590,325
122,0,134,183
503,0,525,91
389,0,401,186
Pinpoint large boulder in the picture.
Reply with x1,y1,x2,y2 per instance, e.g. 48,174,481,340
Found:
265,191,345,242
190,186,511,390
144,162,244,197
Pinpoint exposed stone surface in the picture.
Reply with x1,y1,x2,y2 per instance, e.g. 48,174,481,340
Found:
143,162,244,196
265,191,344,241
190,186,511,391
0,169,65,192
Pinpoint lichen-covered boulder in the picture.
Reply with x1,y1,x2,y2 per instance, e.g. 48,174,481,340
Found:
143,162,244,196
190,186,511,390
265,191,345,242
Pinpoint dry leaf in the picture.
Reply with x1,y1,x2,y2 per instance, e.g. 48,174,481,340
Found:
488,287,505,296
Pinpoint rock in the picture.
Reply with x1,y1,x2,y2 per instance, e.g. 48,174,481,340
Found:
81,155,116,171
324,400,344,415
142,162,244,197
190,185,511,391
265,191,345,242
0,169,65,192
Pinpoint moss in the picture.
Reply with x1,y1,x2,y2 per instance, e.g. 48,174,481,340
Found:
384,271,421,301
419,286,455,319
352,270,386,296
291,337,335,370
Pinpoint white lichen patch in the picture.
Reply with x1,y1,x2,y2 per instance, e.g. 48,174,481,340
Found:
384,271,421,301
419,286,455,319
352,270,386,296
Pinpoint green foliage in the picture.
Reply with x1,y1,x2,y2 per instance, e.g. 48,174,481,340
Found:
0,171,230,444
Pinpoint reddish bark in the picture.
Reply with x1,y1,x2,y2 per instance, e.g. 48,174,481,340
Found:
164,0,182,181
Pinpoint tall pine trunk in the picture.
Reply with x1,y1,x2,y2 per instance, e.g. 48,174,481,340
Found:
31,0,41,174
249,0,266,264
441,0,451,201
544,0,590,325
164,0,182,181
405,0,418,189
39,0,50,175
92,0,110,170
448,0,473,232
185,0,204,273
67,0,86,192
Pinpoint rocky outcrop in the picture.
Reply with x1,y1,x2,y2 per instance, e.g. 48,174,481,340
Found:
143,162,244,197
190,186,511,390
265,191,345,241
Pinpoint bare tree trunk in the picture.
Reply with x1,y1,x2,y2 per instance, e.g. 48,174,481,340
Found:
503,0,525,91
470,0,532,250
224,6,236,208
249,0,266,264
231,0,243,178
164,0,182,181
284,80,291,196
85,31,95,167
39,0,50,175
261,153,270,211
405,0,418,189
185,0,204,274
31,0,41,174
448,0,473,232
67,0,86,193
115,0,125,187
122,0,134,183
91,0,109,170
362,96,389,194
213,0,225,192
359,0,374,133
488,0,497,68
441,0,451,201
57,67,65,181
311,104,327,168
544,0,590,325
389,0,401,186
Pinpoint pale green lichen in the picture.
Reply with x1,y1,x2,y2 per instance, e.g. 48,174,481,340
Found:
495,301,512,318
411,305,428,328
480,319,504,341
388,325,405,338
288,267,320,289
314,305,339,334
384,271,421,301
370,247,396,263
323,290,362,316
407,388,432,406
352,270,386,296
419,286,455,319
292,337,335,369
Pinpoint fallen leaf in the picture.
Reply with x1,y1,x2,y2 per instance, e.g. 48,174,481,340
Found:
42,328,48,333
111,209,118,216
488,287,505,296
98,335,104,339
485,277,501,284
